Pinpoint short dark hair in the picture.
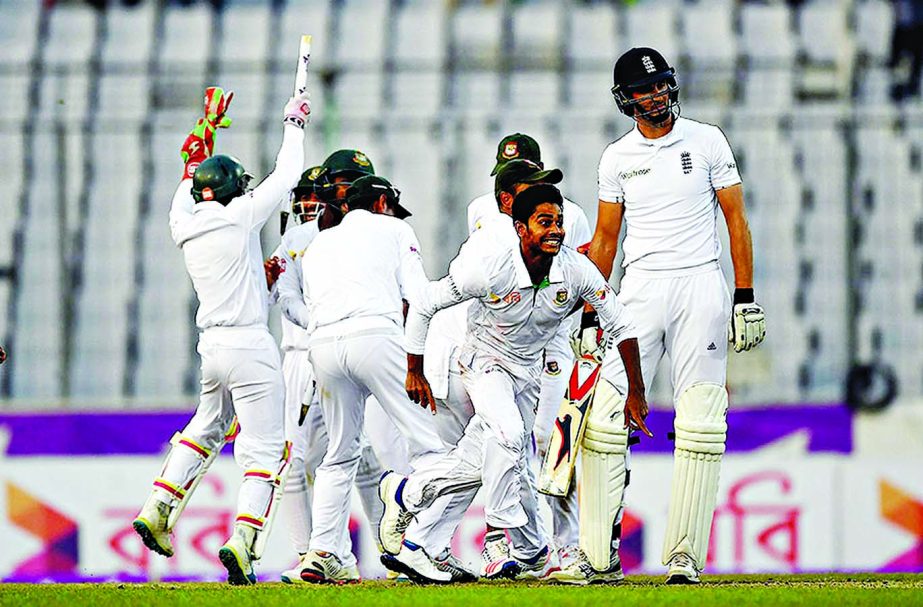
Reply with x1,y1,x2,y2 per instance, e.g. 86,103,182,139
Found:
511,183,563,224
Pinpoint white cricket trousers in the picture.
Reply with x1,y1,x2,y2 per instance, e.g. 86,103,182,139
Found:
403,348,547,556
161,326,285,524
307,324,446,556
602,265,731,399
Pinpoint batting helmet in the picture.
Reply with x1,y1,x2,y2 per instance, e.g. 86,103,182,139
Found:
192,155,253,204
611,47,679,122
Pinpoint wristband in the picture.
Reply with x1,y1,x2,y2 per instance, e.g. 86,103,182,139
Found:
581,310,599,329
734,288,755,305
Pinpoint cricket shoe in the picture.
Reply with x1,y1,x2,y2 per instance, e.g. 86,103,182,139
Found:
281,554,361,585
298,549,360,585
132,495,174,557
434,550,478,583
380,540,452,585
480,531,519,580
218,527,257,586
378,471,414,555
512,545,552,579
557,544,580,571
547,549,624,585
665,552,700,584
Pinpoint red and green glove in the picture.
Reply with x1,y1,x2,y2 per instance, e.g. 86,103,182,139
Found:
181,86,234,179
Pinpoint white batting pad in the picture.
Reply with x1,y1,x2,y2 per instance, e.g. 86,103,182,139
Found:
662,382,728,568
579,379,629,571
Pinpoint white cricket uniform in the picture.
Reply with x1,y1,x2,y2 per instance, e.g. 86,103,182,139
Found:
282,209,447,557
273,221,385,562
596,117,740,569
400,231,635,554
160,124,303,530
468,193,593,551
597,117,738,399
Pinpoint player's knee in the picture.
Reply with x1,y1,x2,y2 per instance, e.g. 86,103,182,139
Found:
674,382,728,455
583,380,628,455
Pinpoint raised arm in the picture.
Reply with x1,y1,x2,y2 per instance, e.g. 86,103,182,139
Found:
228,95,311,230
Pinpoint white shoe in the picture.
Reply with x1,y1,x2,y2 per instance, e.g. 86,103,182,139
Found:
665,552,700,584
132,495,174,558
218,527,256,586
433,550,478,583
296,549,360,585
480,531,518,580
378,471,413,555
513,545,552,579
547,549,624,585
380,540,452,584
557,544,580,570
282,553,353,584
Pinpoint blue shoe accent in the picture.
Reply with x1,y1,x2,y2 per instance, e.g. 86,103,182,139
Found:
403,539,422,551
519,545,550,565
395,477,408,510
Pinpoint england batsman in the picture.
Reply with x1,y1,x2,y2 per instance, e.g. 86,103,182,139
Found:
132,88,312,585
551,47,766,585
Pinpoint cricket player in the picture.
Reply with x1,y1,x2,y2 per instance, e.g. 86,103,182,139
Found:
551,47,766,585
270,166,387,584
132,89,312,585
280,175,448,584
468,135,592,566
390,159,585,583
378,183,648,581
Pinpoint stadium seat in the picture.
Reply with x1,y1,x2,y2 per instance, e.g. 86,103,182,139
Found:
567,4,619,70
276,1,332,73
218,4,272,69
451,4,503,70
624,4,680,68
0,2,40,67
334,0,389,71
796,1,855,99
511,2,563,70
101,3,157,70
681,1,737,102
394,2,448,70
158,5,213,74
44,5,99,69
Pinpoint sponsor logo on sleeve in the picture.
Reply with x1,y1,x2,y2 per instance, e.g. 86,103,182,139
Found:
503,291,521,305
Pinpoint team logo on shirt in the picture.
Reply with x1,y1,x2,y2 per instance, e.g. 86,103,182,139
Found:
545,361,561,376
554,288,569,305
503,291,521,304
681,151,693,174
502,142,519,159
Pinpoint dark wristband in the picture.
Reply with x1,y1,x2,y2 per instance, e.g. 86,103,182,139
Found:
581,310,599,329
734,288,755,305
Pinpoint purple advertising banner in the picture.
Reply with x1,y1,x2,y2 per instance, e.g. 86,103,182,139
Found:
0,403,852,456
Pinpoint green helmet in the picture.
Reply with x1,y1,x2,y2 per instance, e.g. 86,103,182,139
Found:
316,149,375,202
292,165,324,202
192,154,253,204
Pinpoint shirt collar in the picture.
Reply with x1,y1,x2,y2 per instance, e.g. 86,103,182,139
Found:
512,247,565,289
633,116,685,148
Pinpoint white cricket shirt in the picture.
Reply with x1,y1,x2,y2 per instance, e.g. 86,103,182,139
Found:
169,125,304,330
406,231,635,371
273,221,321,351
597,117,741,275
467,191,593,249
287,209,429,337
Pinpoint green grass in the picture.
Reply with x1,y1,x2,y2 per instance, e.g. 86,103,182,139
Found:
2,575,922,607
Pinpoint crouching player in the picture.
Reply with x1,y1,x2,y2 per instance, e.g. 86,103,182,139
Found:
378,184,648,581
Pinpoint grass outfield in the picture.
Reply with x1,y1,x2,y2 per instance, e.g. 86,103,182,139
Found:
2,575,923,607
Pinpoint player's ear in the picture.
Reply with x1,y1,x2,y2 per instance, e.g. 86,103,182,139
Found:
514,219,527,238
500,191,514,214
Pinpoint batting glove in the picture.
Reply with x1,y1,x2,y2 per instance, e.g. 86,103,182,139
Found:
283,93,311,129
728,288,766,353
569,311,607,364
